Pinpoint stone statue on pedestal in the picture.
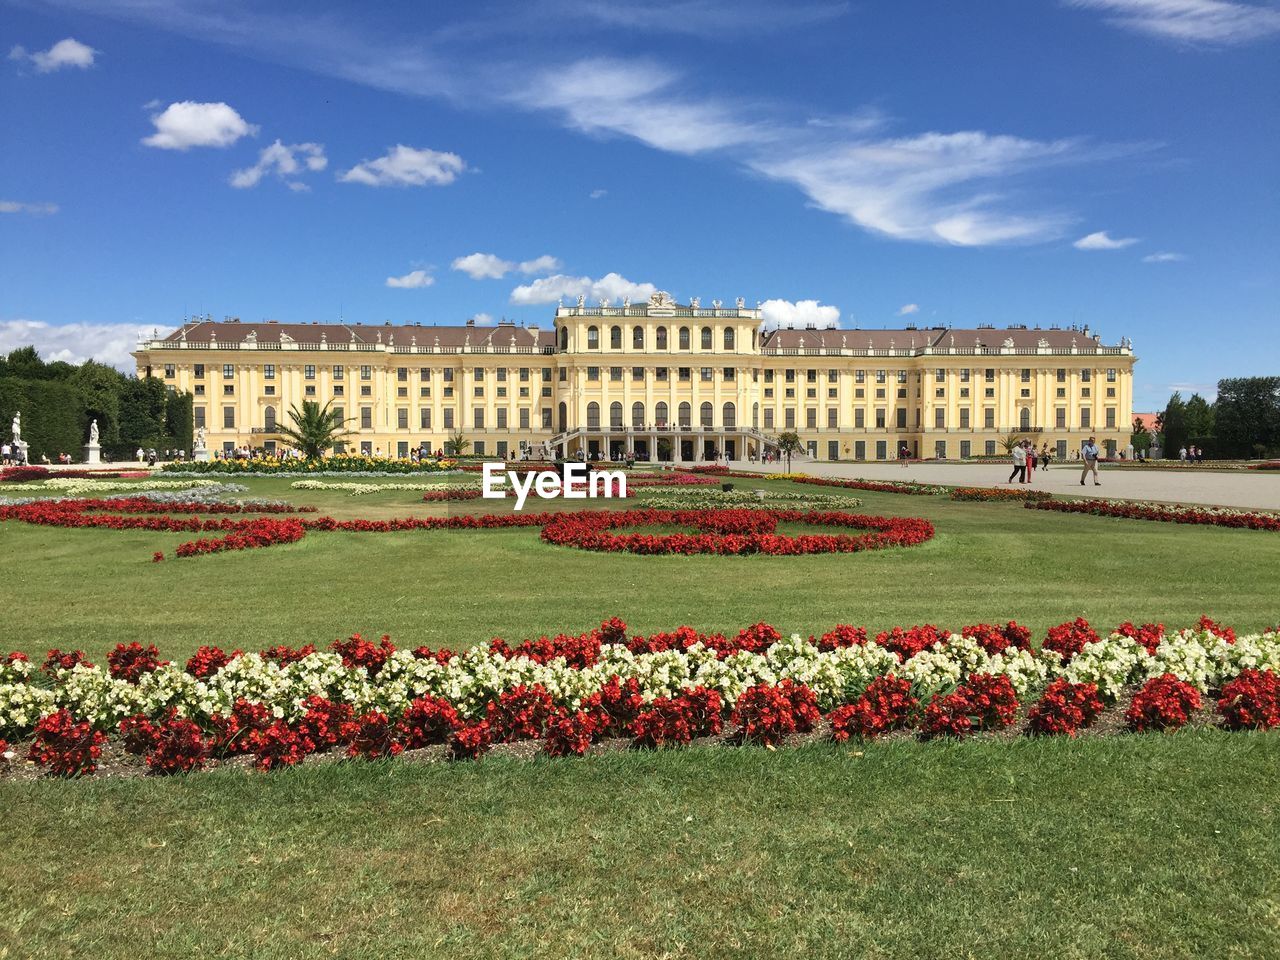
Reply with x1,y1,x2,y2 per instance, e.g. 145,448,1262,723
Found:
89,419,99,445
10,412,19,445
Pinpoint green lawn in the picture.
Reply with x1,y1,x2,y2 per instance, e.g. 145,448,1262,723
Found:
2,476,1278,959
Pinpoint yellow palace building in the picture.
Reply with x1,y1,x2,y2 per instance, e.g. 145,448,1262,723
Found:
133,291,1136,463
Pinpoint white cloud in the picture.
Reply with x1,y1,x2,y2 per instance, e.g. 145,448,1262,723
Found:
754,132,1081,246
1073,230,1140,249
1066,0,1280,44
0,319,150,371
896,303,920,316
452,252,561,279
339,144,465,187
509,272,657,305
1143,250,1188,262
8,37,97,72
142,101,257,150
229,140,327,189
0,200,59,215
589,188,608,199
470,312,496,326
385,270,435,289
760,299,841,329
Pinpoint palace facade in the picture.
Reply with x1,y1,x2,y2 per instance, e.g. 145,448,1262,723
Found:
132,292,1137,462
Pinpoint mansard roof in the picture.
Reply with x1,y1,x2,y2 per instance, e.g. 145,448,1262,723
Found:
160,319,555,349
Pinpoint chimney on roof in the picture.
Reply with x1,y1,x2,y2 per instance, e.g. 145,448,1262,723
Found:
465,318,476,327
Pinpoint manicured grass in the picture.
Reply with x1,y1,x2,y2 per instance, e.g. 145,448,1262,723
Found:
1,476,1276,660
3,476,1278,960
3,733,1277,960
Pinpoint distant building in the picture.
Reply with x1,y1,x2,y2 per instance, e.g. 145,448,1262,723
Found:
132,293,1137,461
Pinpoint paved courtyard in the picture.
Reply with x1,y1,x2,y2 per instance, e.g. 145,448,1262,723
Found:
741,460,1280,510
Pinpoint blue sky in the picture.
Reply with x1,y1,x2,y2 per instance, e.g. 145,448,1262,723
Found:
2,0,1277,409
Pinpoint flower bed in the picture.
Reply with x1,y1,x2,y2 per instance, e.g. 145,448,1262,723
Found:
539,509,935,555
162,455,459,475
291,480,478,495
0,477,230,495
784,474,949,496
3,616,1277,777
635,489,860,510
1028,498,1280,532
950,487,1053,503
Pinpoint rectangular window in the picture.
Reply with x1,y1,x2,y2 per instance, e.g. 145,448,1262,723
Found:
496,408,508,429
934,408,945,429
960,440,971,458
193,407,206,428
519,368,530,382
1107,369,1117,383
897,370,908,385
633,366,645,381
587,367,599,381
194,385,205,396
1105,408,1116,428
334,385,344,397
222,406,235,428
475,368,486,382
1056,408,1066,428
984,408,995,429
361,365,371,380
1057,368,1066,383
896,408,907,429
193,364,205,378
397,367,408,382
875,409,886,429
303,386,314,397
496,441,507,459
785,409,796,429
1021,368,1031,383
679,367,691,381
1081,368,1092,382
806,409,817,429
876,370,886,385
985,369,995,382
855,409,865,428
164,364,175,378
397,408,408,429
304,365,315,380
986,440,997,456
443,368,454,382
519,409,530,430
496,368,507,382
828,440,839,460
959,409,970,429
935,440,947,459
263,364,275,380
855,370,865,384
474,408,485,429
723,367,735,381
223,385,234,396
959,369,970,383
875,440,887,460
610,367,623,382
223,364,234,378
473,441,485,457
332,406,344,426
827,409,838,428
361,386,372,397
935,368,945,382
420,408,431,429
854,440,865,460
1081,408,1091,428
764,409,775,429
360,407,372,429
701,367,713,382
765,369,775,383
443,409,455,429
421,368,431,380
333,365,344,380
541,410,552,429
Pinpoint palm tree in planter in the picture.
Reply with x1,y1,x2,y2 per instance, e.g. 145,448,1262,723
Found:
444,430,470,457
275,400,352,459
999,431,1023,455
775,431,804,472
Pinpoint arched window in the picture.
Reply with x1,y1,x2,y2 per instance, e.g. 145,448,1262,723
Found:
1020,408,1031,430
610,401,623,429
723,327,735,350
610,326,622,350
656,326,668,350
587,326,599,349
722,402,736,429
558,326,568,350
700,326,713,350
700,401,714,427
656,401,669,428
264,406,277,431
752,403,759,428
558,402,568,433
679,327,690,350
632,402,644,429
632,326,644,350
678,402,691,428
587,402,600,430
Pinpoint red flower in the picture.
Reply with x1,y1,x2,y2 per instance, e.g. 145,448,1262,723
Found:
145,717,209,775
185,645,238,679
829,676,917,741
297,696,355,752
875,624,947,661
1196,616,1236,644
397,695,461,748
1042,618,1101,662
447,720,493,760
815,624,868,651
960,621,1032,656
1216,669,1280,730
331,634,396,676
543,709,598,757
1027,679,1104,736
922,692,974,739
1126,674,1202,732
344,711,404,760
209,699,272,755
1028,498,1280,532
119,711,167,755
251,720,310,771
152,552,165,563
581,675,646,738
41,648,92,677
107,642,169,683
260,644,317,666
630,687,723,748
730,680,819,746
28,709,108,777
486,684,557,742
1114,621,1165,655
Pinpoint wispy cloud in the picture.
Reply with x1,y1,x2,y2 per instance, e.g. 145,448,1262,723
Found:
230,140,326,189
1143,250,1188,262
896,303,920,316
385,270,434,289
589,188,608,199
1066,0,1280,45
143,101,257,150
1074,230,1140,249
452,253,561,279
760,299,841,328
0,318,147,370
0,200,59,215
8,37,97,72
339,145,465,187
510,272,656,305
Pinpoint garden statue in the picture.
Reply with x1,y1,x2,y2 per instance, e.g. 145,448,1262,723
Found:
10,411,19,445
89,419,99,445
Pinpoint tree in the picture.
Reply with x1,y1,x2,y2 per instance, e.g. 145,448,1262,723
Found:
775,431,803,472
1184,393,1216,455
1214,377,1280,459
999,431,1023,454
1131,417,1152,455
274,400,351,459
444,430,470,456
1156,392,1187,458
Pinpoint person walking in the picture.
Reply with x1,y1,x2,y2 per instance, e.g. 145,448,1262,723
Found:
1024,441,1036,482
898,443,910,468
1008,442,1026,484
1080,436,1102,486
1040,443,1052,471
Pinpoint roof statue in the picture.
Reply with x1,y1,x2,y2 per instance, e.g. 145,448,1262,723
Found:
576,294,585,307
622,297,630,308
600,298,609,308
736,297,745,309
1003,337,1015,348
1038,337,1049,348
649,291,676,308
690,297,700,309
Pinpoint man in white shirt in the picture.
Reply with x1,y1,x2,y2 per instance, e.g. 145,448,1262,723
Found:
1080,437,1102,486
1007,443,1027,484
